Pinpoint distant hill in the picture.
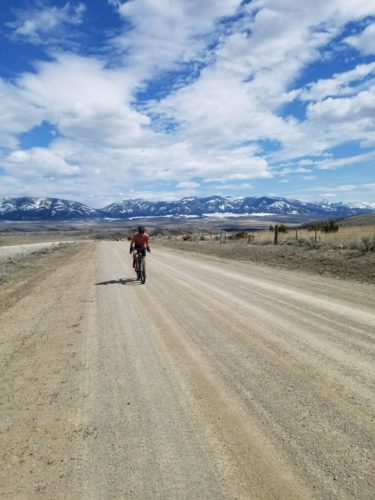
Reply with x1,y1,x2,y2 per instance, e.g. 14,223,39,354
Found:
337,213,375,227
0,195,374,221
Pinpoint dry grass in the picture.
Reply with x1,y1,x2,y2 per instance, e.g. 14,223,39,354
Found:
159,226,375,284
265,226,375,245
0,243,71,283
0,243,87,315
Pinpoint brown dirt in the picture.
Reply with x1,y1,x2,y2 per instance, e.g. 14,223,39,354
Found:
1,241,374,499
0,243,86,314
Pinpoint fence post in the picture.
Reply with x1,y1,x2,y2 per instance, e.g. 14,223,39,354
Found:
274,224,279,245
295,229,298,240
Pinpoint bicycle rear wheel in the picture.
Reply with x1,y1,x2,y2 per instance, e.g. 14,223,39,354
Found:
139,257,146,284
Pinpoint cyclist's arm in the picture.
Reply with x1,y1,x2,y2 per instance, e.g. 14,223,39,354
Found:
145,234,151,252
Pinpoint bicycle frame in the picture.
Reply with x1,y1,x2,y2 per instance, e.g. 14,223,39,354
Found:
134,248,146,284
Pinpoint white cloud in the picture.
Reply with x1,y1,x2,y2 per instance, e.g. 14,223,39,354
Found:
303,88,375,150
307,89,375,122
300,62,375,101
18,53,150,148
151,0,375,162
313,151,375,170
299,184,360,195
8,2,86,44
299,159,314,166
4,147,80,177
294,167,312,173
345,23,375,55
336,184,356,191
247,0,375,23
109,0,242,80
303,175,317,181
177,181,200,189
1,0,375,203
0,79,44,148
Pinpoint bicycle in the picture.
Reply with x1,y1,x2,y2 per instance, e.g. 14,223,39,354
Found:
134,247,146,284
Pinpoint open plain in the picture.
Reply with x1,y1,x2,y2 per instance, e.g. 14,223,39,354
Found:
0,236,374,499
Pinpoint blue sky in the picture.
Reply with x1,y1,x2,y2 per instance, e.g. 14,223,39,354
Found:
0,0,374,206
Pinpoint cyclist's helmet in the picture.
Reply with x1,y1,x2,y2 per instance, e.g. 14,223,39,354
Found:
138,225,145,233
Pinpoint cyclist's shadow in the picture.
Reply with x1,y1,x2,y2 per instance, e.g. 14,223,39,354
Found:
95,278,141,286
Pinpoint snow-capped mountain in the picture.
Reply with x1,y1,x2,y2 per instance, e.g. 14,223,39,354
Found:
0,197,97,220
103,196,240,217
101,196,375,218
0,196,374,220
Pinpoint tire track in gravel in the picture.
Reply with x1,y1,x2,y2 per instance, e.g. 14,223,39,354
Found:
82,242,374,499
2,241,374,499
146,247,375,498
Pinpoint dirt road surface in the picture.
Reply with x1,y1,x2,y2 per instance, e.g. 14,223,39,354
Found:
1,241,374,499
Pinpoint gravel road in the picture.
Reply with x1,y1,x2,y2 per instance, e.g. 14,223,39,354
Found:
1,241,374,499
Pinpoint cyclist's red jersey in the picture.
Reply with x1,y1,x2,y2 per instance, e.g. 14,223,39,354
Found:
132,232,149,248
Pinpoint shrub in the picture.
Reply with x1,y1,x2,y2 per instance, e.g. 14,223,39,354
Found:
361,236,375,253
284,238,298,246
151,228,165,237
270,224,287,233
229,231,248,240
324,220,339,233
308,220,339,233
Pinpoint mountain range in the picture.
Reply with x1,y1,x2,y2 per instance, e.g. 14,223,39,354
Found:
0,196,374,220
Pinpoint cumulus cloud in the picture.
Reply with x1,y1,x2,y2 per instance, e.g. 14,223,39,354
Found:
303,87,375,151
18,53,150,148
300,62,375,101
0,79,44,148
109,0,241,80
4,147,80,177
1,0,375,203
307,89,375,122
151,0,375,163
8,2,86,44
345,23,375,55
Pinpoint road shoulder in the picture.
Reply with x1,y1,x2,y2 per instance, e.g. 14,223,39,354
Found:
0,242,97,498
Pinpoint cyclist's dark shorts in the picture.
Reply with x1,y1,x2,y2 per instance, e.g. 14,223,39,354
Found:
134,246,146,257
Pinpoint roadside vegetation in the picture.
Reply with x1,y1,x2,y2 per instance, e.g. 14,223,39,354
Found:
1,218,374,284
157,224,375,284
0,242,85,314
0,243,72,284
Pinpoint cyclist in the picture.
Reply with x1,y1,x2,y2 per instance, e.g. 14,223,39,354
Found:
129,225,151,270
